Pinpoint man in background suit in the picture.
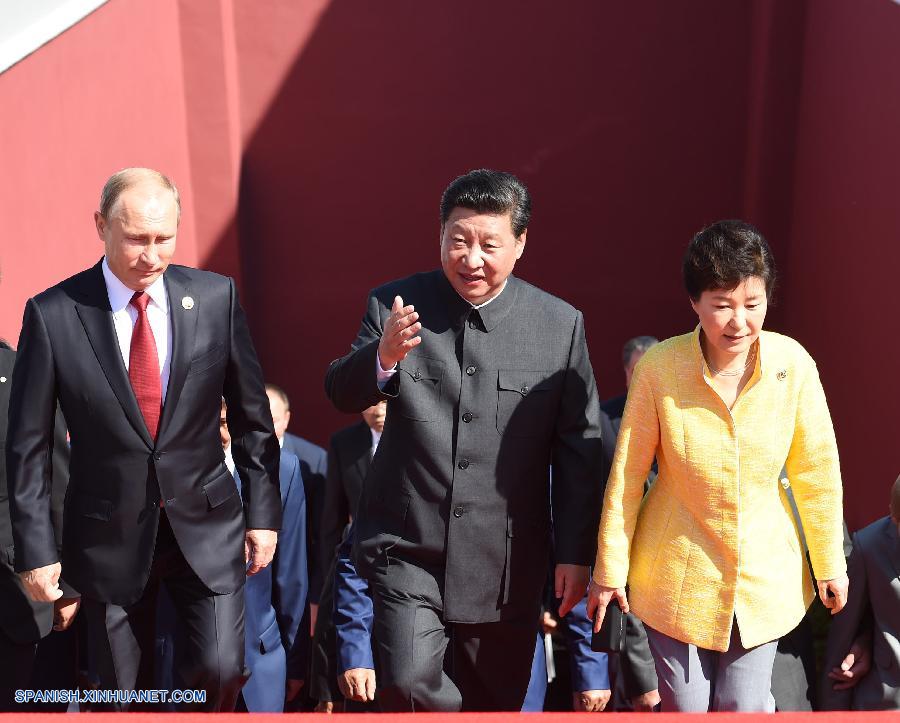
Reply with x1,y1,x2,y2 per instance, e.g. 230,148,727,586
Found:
6,168,282,710
309,401,385,711
220,400,309,711
266,384,327,617
819,474,900,711
325,169,603,711
0,339,76,710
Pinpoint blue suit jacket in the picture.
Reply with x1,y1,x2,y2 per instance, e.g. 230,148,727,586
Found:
333,524,375,673
282,432,327,602
236,450,309,712
563,597,610,692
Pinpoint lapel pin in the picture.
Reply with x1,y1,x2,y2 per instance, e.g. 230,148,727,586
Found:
0,376,6,383
776,369,787,381
181,296,194,310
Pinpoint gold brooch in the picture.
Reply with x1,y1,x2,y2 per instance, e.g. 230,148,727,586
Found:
776,369,787,381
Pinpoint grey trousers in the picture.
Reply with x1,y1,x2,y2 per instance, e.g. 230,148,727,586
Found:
646,619,778,712
369,558,536,712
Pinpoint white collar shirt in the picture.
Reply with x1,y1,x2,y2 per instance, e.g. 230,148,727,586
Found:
102,257,172,403
370,427,381,456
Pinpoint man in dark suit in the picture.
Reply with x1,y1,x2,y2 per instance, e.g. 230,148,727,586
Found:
325,169,603,711
0,340,77,710
319,401,385,583
265,384,327,613
309,402,384,710
6,168,282,710
819,474,900,711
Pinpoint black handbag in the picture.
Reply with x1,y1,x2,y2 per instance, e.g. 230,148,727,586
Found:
591,598,625,653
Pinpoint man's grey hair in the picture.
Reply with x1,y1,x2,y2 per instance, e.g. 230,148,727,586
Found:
99,167,181,222
622,335,659,368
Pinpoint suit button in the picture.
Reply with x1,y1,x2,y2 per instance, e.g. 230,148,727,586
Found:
520,385,529,394
466,365,477,376
462,412,473,423
453,505,465,518
458,459,469,470
413,369,421,380
153,451,162,460
468,321,476,330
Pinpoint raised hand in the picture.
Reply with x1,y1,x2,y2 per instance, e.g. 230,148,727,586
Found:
377,295,422,370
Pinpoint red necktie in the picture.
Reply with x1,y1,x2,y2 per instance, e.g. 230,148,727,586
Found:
129,291,162,440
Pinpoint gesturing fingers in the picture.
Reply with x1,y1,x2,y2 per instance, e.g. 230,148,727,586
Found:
379,296,423,368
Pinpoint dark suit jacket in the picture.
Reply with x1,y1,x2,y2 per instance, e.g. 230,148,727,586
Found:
236,451,308,712
282,433,327,603
0,346,72,644
6,261,282,606
820,516,900,711
319,421,371,583
325,271,603,623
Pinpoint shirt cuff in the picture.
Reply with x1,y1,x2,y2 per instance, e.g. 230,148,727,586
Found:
376,353,397,389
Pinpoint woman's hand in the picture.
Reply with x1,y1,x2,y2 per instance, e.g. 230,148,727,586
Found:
585,579,629,633
817,574,849,614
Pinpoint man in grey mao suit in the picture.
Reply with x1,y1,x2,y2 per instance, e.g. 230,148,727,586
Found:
325,169,603,711
819,474,900,711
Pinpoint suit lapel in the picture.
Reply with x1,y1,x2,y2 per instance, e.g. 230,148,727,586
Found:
157,266,197,438
74,262,153,448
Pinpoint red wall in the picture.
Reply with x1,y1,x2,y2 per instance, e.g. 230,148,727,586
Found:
0,0,896,530
781,0,900,527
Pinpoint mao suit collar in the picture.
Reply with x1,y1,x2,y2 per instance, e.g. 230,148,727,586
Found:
435,270,519,333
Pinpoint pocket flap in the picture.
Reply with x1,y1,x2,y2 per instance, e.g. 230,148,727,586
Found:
398,356,444,383
188,343,226,374
203,469,238,509
498,370,554,395
75,494,113,521
259,618,283,654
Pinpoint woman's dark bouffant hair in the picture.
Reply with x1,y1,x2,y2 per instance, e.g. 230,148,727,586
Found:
682,220,777,301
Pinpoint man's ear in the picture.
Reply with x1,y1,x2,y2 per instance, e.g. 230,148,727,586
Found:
515,229,527,259
94,211,106,241
284,410,291,427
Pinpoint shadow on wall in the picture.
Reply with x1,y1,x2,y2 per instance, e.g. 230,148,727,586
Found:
217,0,769,447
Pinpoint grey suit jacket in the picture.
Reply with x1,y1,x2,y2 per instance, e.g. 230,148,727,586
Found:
325,270,603,623
820,516,900,711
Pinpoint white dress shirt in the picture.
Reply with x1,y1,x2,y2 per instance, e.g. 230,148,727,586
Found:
102,257,172,402
370,428,381,456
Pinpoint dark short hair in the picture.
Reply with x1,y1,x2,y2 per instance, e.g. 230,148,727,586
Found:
622,336,658,368
265,383,290,411
683,220,776,301
440,169,531,237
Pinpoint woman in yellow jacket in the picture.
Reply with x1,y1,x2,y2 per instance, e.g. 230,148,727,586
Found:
586,220,848,712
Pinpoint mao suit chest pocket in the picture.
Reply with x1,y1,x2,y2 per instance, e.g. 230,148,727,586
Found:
395,356,444,422
497,370,557,438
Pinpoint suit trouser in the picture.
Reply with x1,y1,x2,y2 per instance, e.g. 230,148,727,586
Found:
370,557,536,712
645,618,777,712
82,512,246,711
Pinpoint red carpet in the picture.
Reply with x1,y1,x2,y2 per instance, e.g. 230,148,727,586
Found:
0,713,892,720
